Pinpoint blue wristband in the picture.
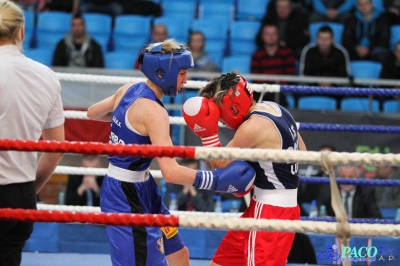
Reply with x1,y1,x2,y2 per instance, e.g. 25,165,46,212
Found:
194,170,215,190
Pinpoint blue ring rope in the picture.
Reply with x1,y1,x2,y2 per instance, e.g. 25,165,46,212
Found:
298,123,400,134
300,176,400,186
280,85,400,96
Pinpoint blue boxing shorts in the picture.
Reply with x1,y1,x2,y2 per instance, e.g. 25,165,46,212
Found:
100,172,185,266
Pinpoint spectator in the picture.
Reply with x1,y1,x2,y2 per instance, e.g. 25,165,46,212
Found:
298,144,335,216
134,23,168,69
262,0,310,58
163,159,215,212
317,165,382,219
343,0,391,65
65,155,105,206
380,41,400,80
251,23,297,106
188,31,220,73
373,166,400,208
78,0,124,18
299,25,350,107
309,0,355,23
384,0,400,26
52,13,104,68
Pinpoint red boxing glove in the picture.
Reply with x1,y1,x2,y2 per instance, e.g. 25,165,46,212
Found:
182,96,221,147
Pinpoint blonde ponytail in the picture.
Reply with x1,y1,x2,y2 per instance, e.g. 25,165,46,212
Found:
0,0,24,48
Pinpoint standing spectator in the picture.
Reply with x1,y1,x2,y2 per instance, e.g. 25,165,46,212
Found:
251,23,297,106
262,0,310,58
343,0,391,65
299,25,350,106
78,0,124,18
163,159,215,212
188,31,220,73
373,166,400,208
309,0,355,23
52,13,104,68
0,1,65,265
134,23,168,69
65,155,105,206
318,165,382,218
380,41,400,79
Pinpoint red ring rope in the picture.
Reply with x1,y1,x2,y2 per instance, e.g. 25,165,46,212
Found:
0,139,196,158
0,208,179,227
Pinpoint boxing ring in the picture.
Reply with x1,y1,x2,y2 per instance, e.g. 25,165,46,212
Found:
1,73,400,266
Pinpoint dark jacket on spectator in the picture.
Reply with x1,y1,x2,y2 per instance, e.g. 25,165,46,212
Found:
343,9,391,60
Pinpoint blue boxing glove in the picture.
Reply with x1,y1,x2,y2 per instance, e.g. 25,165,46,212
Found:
194,161,256,193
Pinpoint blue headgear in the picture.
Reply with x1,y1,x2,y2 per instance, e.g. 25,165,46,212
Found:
139,42,194,96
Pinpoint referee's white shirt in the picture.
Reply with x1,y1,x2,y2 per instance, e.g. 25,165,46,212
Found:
0,45,65,185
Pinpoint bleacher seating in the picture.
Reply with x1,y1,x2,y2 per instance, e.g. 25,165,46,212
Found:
229,20,260,56
161,0,197,21
235,0,270,21
153,16,191,43
113,15,152,52
222,55,251,74
350,60,382,79
390,25,400,50
298,96,337,111
24,48,53,66
36,12,71,49
82,13,112,52
197,1,234,22
383,100,399,113
341,97,380,113
104,51,136,70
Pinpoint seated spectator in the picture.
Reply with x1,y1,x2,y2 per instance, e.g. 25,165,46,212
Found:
317,165,382,219
251,23,297,106
78,0,124,18
65,155,105,206
52,13,104,68
380,41,400,80
343,0,391,66
298,144,335,215
163,159,215,212
384,0,400,26
188,31,220,73
309,0,355,23
262,0,310,59
373,166,400,208
134,23,168,69
298,25,350,107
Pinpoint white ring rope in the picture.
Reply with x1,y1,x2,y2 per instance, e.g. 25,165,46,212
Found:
56,72,275,93
36,204,400,237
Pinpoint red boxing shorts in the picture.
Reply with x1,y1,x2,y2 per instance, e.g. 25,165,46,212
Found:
212,197,300,266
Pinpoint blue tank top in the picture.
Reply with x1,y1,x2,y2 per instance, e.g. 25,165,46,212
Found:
247,102,299,189
108,82,164,171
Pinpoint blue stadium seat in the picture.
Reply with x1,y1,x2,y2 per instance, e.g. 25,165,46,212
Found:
383,100,399,113
309,22,344,45
104,51,136,70
390,25,400,50
235,0,270,21
298,96,337,111
82,13,112,51
36,12,72,48
379,207,397,219
341,97,380,113
190,18,229,60
350,60,382,79
222,55,251,74
113,15,152,52
161,0,197,21
153,16,191,43
24,48,53,66
198,2,234,21
229,21,260,56
23,10,35,33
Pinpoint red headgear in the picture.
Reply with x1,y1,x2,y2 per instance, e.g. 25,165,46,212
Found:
219,75,253,129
